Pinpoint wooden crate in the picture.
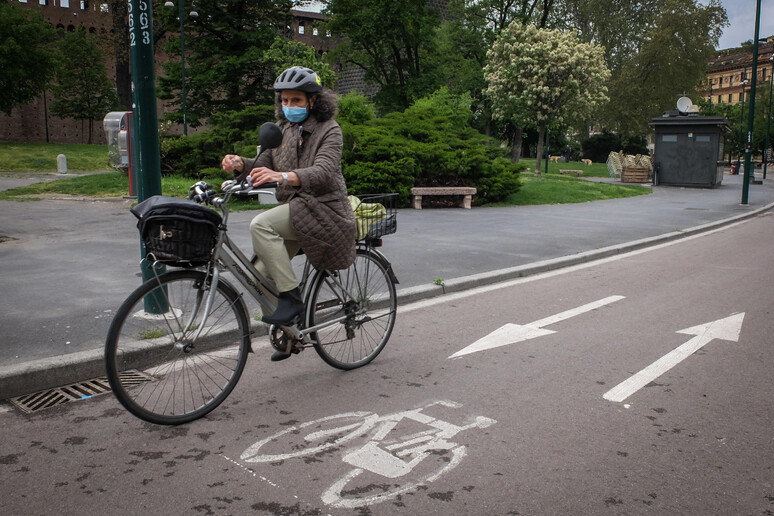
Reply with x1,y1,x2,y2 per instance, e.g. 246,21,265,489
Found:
621,166,650,183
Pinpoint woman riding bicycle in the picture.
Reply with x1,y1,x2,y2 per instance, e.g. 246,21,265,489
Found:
221,66,356,359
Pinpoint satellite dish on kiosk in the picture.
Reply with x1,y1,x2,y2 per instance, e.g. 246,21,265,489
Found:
676,96,693,114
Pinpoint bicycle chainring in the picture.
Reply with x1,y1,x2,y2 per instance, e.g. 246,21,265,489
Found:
269,326,303,354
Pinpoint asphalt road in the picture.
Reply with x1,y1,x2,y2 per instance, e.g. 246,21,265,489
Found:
1,209,772,515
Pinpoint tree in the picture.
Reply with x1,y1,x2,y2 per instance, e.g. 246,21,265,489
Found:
0,2,58,115
49,28,119,144
434,0,559,160
108,0,132,109
485,24,610,175
323,0,443,113
551,0,727,137
259,37,336,89
157,0,294,126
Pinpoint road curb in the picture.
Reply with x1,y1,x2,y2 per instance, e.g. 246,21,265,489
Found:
2,200,773,401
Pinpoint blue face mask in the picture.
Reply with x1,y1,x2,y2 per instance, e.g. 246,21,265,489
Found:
282,106,309,123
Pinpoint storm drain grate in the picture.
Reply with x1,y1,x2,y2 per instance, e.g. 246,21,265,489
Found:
9,371,154,414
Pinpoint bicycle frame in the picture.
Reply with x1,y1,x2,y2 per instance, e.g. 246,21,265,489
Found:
185,184,385,345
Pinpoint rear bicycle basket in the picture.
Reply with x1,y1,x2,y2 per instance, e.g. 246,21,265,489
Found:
131,195,222,268
350,193,398,242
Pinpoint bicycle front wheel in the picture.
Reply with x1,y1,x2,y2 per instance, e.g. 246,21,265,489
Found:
105,270,250,425
307,249,397,370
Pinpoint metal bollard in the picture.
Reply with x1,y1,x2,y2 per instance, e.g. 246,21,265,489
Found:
57,154,67,174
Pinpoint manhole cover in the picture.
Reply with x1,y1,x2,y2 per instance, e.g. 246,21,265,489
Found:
9,371,154,413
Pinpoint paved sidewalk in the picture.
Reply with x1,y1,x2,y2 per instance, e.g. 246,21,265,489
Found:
1,172,773,398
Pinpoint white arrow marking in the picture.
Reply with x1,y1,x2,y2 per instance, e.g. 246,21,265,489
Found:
603,312,745,403
449,295,625,359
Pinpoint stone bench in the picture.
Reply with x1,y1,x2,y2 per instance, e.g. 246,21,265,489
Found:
411,187,477,209
559,169,583,177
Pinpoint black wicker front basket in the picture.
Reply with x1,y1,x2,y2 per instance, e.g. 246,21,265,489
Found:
131,195,222,268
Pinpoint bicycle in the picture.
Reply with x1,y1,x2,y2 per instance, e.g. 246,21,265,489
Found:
104,132,398,425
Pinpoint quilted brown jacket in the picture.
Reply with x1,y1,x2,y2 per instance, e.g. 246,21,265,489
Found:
238,116,356,271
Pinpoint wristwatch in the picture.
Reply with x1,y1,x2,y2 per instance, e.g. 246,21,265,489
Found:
280,172,288,186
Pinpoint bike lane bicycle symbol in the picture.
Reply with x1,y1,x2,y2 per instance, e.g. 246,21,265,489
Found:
240,400,497,509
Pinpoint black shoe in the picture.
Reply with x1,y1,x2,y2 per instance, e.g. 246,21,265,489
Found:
262,287,304,326
270,350,293,361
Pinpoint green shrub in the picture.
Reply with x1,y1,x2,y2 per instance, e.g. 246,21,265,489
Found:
158,91,522,206
338,91,375,125
341,88,522,205
160,105,275,178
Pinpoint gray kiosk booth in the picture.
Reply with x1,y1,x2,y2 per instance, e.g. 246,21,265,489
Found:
650,112,729,188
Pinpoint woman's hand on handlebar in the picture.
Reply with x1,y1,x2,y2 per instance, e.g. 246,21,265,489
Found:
249,167,296,188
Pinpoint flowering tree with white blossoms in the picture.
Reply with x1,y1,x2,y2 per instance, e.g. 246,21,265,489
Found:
484,24,610,175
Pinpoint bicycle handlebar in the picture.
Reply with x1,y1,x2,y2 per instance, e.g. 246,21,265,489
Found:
188,179,279,206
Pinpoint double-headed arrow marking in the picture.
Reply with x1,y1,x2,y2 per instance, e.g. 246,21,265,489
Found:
449,295,625,359
603,312,746,403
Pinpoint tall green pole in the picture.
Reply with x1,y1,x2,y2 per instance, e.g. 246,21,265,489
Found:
128,0,162,203
742,0,762,204
128,0,166,311
177,0,189,136
764,54,773,180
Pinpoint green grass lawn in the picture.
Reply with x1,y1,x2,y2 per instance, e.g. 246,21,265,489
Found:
0,143,112,172
517,157,611,177
0,143,650,206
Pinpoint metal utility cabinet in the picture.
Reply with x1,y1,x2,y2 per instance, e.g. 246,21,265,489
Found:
650,115,730,188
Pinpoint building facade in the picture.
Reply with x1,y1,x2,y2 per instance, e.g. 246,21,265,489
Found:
707,38,774,107
1,1,116,144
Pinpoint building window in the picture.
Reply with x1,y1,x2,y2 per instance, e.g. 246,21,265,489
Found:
61,0,70,7
298,24,305,34
729,75,734,85
100,3,109,12
728,94,733,102
662,135,678,143
39,0,46,5
313,27,319,36
81,1,88,9
740,91,745,102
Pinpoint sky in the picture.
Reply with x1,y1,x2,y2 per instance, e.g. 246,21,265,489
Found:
699,0,773,49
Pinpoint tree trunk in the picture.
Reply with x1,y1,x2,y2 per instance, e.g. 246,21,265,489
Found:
510,127,523,163
535,120,547,176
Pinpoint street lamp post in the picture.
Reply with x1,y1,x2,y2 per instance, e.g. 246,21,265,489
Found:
165,1,198,136
736,76,748,175
764,54,774,180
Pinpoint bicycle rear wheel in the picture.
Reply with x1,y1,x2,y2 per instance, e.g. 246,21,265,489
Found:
306,248,397,370
105,270,250,425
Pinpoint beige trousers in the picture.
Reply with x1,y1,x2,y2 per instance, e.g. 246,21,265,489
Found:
249,203,301,292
